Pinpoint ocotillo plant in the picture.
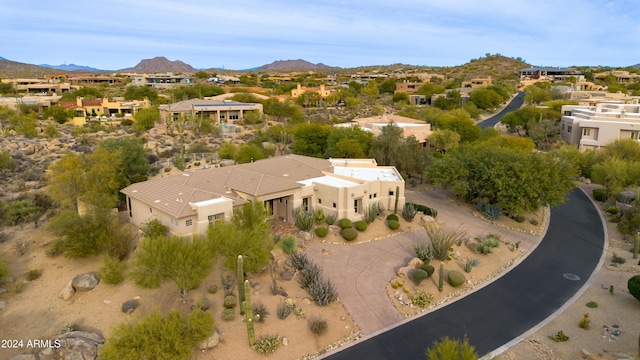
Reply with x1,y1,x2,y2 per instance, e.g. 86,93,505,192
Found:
242,279,255,346
237,255,245,315
438,262,444,292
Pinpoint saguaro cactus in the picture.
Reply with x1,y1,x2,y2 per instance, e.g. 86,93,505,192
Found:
243,279,255,346
394,186,400,214
438,262,444,292
237,255,245,315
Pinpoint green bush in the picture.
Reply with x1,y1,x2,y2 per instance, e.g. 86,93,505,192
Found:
604,204,619,215
26,269,42,281
514,215,525,223
221,308,236,321
315,227,328,238
411,269,428,285
628,275,640,302
409,203,438,218
413,243,433,263
447,270,466,287
0,258,10,283
425,336,479,360
402,203,417,221
253,334,280,354
593,188,605,201
294,206,315,232
308,315,328,336
252,302,269,323
410,289,434,308
421,263,435,277
315,209,325,223
223,295,237,309
325,212,337,225
388,219,400,230
338,218,353,229
99,256,126,285
386,213,399,222
129,175,148,183
585,301,598,308
276,301,292,320
341,227,358,241
100,309,213,360
355,221,367,231
280,236,298,254
484,204,502,220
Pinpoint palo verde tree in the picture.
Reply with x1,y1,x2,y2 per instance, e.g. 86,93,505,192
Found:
424,143,578,216
369,122,403,166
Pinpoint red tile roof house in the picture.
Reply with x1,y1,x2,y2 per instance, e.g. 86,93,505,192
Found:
121,154,405,236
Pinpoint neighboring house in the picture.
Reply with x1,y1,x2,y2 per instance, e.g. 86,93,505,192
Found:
67,75,125,85
159,98,263,124
560,103,640,151
563,90,639,105
291,84,331,99
336,114,431,147
519,67,582,81
131,73,193,88
395,81,423,94
58,96,152,125
461,76,492,89
594,70,639,83
2,78,73,95
121,154,405,236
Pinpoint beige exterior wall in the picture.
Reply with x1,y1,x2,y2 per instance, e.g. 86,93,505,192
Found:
291,84,331,98
560,103,640,150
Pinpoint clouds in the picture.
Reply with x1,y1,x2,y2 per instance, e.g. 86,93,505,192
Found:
1,0,638,70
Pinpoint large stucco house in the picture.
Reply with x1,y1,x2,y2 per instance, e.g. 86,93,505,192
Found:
560,102,640,151
121,155,405,236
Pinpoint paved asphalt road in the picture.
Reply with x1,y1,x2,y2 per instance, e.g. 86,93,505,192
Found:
323,188,605,359
478,91,525,129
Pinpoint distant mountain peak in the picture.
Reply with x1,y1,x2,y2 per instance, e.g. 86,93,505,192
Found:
257,59,337,71
39,63,105,72
118,56,196,73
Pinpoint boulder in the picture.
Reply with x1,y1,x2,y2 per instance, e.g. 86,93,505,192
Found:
397,266,412,277
407,257,424,269
121,300,140,314
55,331,104,360
59,280,75,301
198,332,220,350
280,270,293,281
0,300,5,310
72,272,99,291
281,336,289,346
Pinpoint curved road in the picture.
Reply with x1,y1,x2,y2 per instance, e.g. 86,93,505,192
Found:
323,93,605,359
478,91,525,129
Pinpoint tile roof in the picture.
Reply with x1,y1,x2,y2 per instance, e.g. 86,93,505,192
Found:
121,155,333,218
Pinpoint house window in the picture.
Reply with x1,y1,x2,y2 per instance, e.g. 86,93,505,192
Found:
564,110,572,116
332,202,336,208
229,112,239,120
583,128,591,136
389,190,394,196
567,126,572,133
208,213,223,226
561,123,565,131
373,193,377,198
186,219,193,226
150,207,153,213
369,194,372,199
302,197,309,211
632,131,640,140
318,198,322,204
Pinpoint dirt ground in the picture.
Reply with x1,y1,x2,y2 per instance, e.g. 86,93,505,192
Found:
1,182,638,360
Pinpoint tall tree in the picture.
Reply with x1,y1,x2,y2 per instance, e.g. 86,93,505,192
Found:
435,109,481,143
99,138,150,180
292,123,333,158
369,122,404,166
325,126,372,158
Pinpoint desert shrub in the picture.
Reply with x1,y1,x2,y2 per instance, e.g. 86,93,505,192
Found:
604,204,620,215
139,218,168,239
611,253,626,264
26,269,42,281
421,263,435,277
297,262,323,289
579,313,591,330
194,297,210,311
388,219,400,230
386,213,399,222
252,302,269,323
285,298,305,319
100,308,213,360
308,278,338,306
628,275,640,302
252,334,280,354
474,236,500,254
99,256,126,285
402,203,418,222
463,258,480,273
315,209,325,223
221,308,236,321
338,218,353,229
308,315,328,336
355,220,367,231
220,273,236,296
0,258,9,283
0,232,9,243
413,242,433,263
208,285,218,294
484,204,502,220
325,212,337,225
447,270,466,287
294,206,315,232
409,203,438,218
61,323,80,334
410,289,434,308
223,295,237,309
46,239,65,257
411,269,429,285
585,301,598,308
425,336,479,360
280,236,298,254
364,202,385,223
276,301,292,320
425,222,467,260
14,241,29,256
549,330,569,342
289,252,309,271
315,226,328,238
514,214,526,223
341,227,358,241
592,188,605,201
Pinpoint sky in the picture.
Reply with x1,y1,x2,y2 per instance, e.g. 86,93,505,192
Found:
1,0,638,71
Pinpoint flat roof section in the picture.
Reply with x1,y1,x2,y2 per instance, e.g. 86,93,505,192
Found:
333,167,402,182
298,176,360,188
